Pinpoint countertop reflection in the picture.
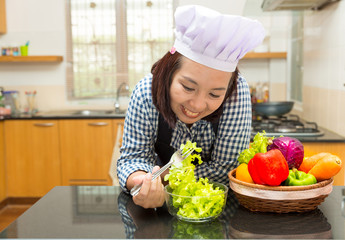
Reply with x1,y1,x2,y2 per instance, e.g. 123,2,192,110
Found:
1,185,345,239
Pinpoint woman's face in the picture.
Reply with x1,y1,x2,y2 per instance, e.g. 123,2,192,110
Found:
170,57,232,125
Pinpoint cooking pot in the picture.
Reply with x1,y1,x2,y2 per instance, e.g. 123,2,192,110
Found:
252,101,294,117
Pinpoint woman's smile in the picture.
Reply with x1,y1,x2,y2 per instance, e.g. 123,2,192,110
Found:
181,105,201,118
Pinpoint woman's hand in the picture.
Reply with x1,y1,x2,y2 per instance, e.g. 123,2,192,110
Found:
130,166,165,208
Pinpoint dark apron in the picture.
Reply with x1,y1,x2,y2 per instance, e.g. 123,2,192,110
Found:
154,114,219,166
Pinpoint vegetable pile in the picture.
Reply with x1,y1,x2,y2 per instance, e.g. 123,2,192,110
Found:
164,141,226,219
234,131,343,187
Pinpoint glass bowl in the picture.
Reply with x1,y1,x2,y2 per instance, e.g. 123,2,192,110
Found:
164,182,228,222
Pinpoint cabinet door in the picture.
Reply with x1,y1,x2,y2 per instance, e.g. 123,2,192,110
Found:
304,142,345,186
59,119,116,185
109,119,125,186
0,0,6,34
0,121,6,201
5,120,61,197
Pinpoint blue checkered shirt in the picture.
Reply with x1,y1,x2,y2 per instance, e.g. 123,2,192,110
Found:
117,74,252,192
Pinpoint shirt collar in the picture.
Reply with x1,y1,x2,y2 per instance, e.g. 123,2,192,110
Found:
176,119,209,130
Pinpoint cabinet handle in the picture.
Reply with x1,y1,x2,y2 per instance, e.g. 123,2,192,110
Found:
69,179,107,182
34,123,55,127
88,122,108,126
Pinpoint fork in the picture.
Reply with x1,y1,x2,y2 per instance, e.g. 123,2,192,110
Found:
130,148,193,196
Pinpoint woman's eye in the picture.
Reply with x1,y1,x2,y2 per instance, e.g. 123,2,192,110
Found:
210,93,221,98
182,84,194,92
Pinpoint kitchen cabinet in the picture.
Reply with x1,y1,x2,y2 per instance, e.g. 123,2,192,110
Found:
0,121,6,202
109,119,124,186
304,142,345,186
0,0,6,34
2,118,125,198
59,119,120,186
4,120,61,197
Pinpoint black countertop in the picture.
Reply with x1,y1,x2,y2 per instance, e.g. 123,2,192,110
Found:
0,110,126,120
278,126,345,143
1,186,345,239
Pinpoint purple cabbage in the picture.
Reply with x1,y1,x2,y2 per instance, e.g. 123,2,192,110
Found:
267,137,304,169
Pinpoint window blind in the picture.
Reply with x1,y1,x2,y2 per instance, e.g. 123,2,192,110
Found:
66,0,174,100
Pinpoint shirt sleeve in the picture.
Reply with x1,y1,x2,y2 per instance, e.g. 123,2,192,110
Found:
116,76,158,192
194,75,252,185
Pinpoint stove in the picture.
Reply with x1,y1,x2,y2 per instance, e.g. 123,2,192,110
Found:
252,114,324,138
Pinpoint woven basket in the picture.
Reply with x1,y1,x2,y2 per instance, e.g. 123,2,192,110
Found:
228,169,333,213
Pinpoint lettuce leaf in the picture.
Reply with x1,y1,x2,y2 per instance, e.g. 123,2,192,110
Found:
237,131,273,164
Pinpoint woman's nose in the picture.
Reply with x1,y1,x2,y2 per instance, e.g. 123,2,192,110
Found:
189,94,207,111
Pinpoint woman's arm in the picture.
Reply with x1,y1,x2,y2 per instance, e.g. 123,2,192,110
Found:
117,76,159,192
116,76,165,208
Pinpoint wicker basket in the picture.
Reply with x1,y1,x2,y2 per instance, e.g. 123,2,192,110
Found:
228,169,333,213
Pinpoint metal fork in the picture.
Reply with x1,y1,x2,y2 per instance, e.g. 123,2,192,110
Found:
130,148,193,196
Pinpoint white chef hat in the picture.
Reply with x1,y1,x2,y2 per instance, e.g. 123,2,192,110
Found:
173,5,266,72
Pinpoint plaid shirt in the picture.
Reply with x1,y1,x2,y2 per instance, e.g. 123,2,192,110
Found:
117,74,252,192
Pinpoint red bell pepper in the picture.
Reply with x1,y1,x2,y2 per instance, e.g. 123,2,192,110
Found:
248,149,289,186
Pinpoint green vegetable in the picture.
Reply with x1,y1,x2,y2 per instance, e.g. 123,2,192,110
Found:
172,218,224,239
164,141,202,189
238,131,273,164
284,168,317,186
164,140,225,219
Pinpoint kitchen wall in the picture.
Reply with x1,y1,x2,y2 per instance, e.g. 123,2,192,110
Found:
0,0,74,111
291,1,345,137
0,0,289,112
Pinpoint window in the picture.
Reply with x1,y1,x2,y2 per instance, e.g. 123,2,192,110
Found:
66,0,175,100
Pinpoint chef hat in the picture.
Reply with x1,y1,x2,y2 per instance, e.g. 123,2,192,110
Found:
173,5,266,72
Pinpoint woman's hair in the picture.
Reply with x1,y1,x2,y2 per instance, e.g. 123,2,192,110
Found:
151,51,239,128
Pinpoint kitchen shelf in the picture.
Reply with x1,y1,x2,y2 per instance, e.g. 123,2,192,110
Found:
243,52,287,59
0,52,285,63
0,56,63,63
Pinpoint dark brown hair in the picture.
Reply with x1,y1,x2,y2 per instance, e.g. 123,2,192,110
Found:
151,51,239,128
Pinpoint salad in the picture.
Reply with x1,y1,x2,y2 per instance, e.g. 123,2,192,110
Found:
164,141,226,219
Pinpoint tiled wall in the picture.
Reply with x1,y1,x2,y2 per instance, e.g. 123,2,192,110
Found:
293,1,345,137
300,86,345,135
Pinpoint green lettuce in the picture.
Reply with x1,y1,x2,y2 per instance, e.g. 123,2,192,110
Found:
172,218,224,239
164,141,225,219
237,131,273,164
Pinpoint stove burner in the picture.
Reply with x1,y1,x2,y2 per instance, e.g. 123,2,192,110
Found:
252,114,324,138
274,125,297,133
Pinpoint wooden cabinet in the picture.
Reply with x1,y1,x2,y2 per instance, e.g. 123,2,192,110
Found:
2,118,125,197
109,119,124,186
304,142,345,186
59,119,117,186
0,121,6,202
0,0,6,34
4,120,61,197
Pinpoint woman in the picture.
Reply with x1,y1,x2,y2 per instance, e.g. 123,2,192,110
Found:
117,5,265,208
